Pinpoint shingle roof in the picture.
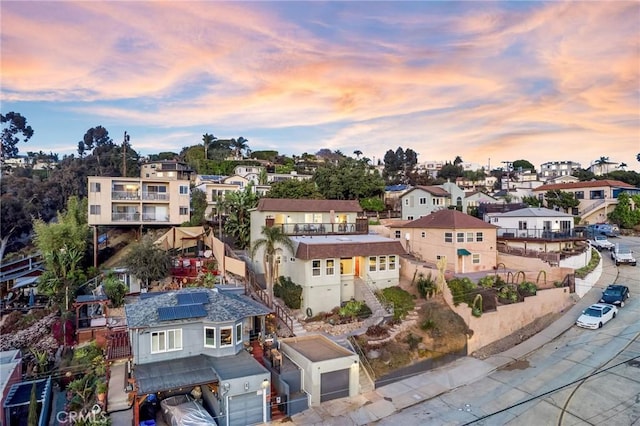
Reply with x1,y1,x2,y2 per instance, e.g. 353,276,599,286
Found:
533,179,635,192
256,198,363,212
493,207,573,218
125,287,271,328
292,234,406,260
401,209,498,229
404,185,450,197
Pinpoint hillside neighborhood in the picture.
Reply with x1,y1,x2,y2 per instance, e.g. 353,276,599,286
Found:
1,143,640,426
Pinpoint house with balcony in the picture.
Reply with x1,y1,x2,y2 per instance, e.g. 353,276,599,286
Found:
124,287,274,426
532,179,639,224
539,160,582,181
249,199,406,316
389,209,498,274
87,161,192,227
400,182,467,220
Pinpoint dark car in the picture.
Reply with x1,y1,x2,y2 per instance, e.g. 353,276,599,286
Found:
600,284,630,307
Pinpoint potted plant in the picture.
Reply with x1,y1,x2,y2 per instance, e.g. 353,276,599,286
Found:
96,380,108,403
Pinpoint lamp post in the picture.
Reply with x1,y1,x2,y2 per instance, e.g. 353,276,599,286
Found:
262,378,270,423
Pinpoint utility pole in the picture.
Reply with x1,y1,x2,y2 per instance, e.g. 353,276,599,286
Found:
501,161,513,191
122,131,130,176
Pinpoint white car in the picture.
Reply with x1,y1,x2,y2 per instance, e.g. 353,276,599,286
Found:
576,303,618,329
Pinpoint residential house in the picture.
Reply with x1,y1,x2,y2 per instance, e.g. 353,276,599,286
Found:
3,376,52,426
539,161,582,180
417,160,484,179
250,199,406,315
390,209,498,274
124,287,273,426
532,179,639,224
87,160,192,227
400,182,467,220
455,175,497,192
589,159,618,176
0,350,21,425
464,191,502,215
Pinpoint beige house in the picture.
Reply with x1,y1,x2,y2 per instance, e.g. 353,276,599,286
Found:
390,210,498,274
532,179,637,224
87,161,193,226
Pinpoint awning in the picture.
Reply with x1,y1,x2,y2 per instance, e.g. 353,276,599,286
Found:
457,249,472,256
11,276,40,290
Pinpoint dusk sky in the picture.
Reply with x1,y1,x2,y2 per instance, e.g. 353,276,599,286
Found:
2,1,639,171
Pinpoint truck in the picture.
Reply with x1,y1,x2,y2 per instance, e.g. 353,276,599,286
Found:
611,245,637,266
590,235,615,251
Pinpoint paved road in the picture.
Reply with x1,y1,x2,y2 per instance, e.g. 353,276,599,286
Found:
377,236,640,425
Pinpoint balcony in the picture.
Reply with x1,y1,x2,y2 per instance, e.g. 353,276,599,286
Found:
498,228,584,241
112,191,140,201
267,220,369,236
111,213,170,223
142,192,170,201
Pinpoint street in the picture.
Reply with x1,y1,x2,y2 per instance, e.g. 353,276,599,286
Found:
377,236,640,425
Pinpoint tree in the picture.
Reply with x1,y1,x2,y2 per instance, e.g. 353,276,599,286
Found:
437,162,463,180
124,235,172,289
1,112,34,159
453,156,463,166
250,225,295,307
266,179,323,199
202,133,216,160
313,157,384,200
103,274,127,308
231,136,249,159
512,159,535,172
353,150,362,159
220,185,259,249
189,188,208,226
618,162,628,171
608,192,640,229
27,382,39,426
360,197,385,214
544,190,579,213
521,195,542,207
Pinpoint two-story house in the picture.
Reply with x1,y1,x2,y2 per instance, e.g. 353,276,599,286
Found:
124,287,273,426
400,182,467,220
390,209,498,274
539,160,582,180
532,179,638,224
87,160,192,228
250,199,406,315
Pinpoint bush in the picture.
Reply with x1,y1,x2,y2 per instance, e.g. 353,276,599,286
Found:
103,275,127,308
416,273,437,299
477,274,505,288
518,282,537,297
380,287,415,321
446,277,476,306
274,276,302,309
420,319,436,331
339,300,365,319
405,333,422,351
575,249,600,279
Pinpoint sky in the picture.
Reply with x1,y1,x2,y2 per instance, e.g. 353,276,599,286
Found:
1,1,639,172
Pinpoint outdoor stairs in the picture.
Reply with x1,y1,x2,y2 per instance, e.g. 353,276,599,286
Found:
106,360,131,413
354,278,388,327
291,317,308,337
250,340,286,422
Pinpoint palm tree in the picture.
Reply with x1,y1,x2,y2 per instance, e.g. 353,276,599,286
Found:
231,136,249,159
618,162,627,171
250,225,294,307
219,185,259,249
353,150,362,159
202,133,216,160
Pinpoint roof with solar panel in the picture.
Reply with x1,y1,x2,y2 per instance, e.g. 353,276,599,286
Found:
125,287,272,328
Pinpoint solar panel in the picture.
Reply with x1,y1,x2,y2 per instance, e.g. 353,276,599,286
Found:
157,303,208,321
176,292,210,305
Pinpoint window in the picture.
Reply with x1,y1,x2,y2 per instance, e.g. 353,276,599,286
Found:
518,221,527,230
457,233,464,243
395,230,401,239
404,198,409,206
204,327,216,348
151,329,182,353
379,256,387,271
179,207,189,215
491,217,498,223
180,185,189,195
421,231,426,238
90,182,101,192
466,232,474,242
389,255,396,270
220,327,233,347
476,232,483,242
326,259,335,275
312,260,321,276
90,205,101,215
407,216,414,220
236,323,242,344
445,233,453,243
472,254,480,264
419,197,427,205
589,190,604,199
369,256,377,272
575,191,584,200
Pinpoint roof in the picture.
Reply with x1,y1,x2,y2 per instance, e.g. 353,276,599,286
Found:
282,334,355,362
209,350,270,380
385,184,410,192
256,198,363,213
4,377,51,407
134,355,218,395
401,209,498,230
533,179,635,192
125,287,272,329
292,234,406,260
491,207,573,218
404,185,450,197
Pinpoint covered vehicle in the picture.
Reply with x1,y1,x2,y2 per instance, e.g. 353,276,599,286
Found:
576,303,618,329
600,284,630,307
161,394,218,426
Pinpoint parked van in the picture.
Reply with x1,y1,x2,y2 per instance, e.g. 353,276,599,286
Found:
588,223,619,237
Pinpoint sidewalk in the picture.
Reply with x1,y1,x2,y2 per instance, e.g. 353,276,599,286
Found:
283,265,607,426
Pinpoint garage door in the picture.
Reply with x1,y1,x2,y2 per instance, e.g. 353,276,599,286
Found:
320,369,349,402
228,391,263,426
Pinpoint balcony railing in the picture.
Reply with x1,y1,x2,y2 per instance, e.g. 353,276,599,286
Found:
273,222,368,236
142,192,170,201
111,213,170,223
112,191,140,200
498,228,584,240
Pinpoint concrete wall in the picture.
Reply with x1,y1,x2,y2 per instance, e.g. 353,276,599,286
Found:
441,282,573,353
497,253,574,285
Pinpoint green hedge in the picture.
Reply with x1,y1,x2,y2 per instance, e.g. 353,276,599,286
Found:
274,276,302,309
575,249,600,279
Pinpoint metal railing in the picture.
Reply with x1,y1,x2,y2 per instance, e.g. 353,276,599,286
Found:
348,335,377,385
141,192,170,201
498,228,584,240
273,222,367,236
365,275,394,319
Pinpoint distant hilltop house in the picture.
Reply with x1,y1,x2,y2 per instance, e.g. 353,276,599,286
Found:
399,182,467,220
539,160,582,180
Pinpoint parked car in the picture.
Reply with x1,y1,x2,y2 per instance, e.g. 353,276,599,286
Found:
576,303,618,329
588,223,619,237
590,235,615,251
611,245,637,266
599,284,630,307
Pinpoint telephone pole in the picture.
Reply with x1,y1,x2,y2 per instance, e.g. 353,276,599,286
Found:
122,131,130,176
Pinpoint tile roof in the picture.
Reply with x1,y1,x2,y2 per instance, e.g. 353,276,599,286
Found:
493,207,573,218
401,209,498,229
256,198,363,212
125,287,271,329
533,179,635,192
292,234,406,260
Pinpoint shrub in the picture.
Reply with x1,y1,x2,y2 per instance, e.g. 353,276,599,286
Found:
405,333,422,351
103,274,127,308
416,273,437,299
446,277,476,306
575,249,600,279
498,285,519,304
420,319,436,331
380,287,415,321
518,281,537,296
478,274,504,288
274,276,302,309
339,300,365,319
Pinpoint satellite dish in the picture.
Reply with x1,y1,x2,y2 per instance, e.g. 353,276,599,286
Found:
204,250,213,258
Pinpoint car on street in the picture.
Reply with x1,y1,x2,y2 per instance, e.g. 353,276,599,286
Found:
576,303,618,329
610,245,637,266
599,284,630,307
590,235,615,251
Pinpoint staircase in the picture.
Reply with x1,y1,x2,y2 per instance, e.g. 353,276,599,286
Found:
354,278,392,327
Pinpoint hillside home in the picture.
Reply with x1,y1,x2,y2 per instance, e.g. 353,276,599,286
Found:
539,161,582,180
400,182,467,220
250,199,406,315
124,287,273,426
464,192,502,215
532,180,639,224
390,210,498,274
87,160,192,227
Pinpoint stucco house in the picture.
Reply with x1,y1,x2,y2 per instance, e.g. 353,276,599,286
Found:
390,209,498,274
400,182,467,220
124,287,273,426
